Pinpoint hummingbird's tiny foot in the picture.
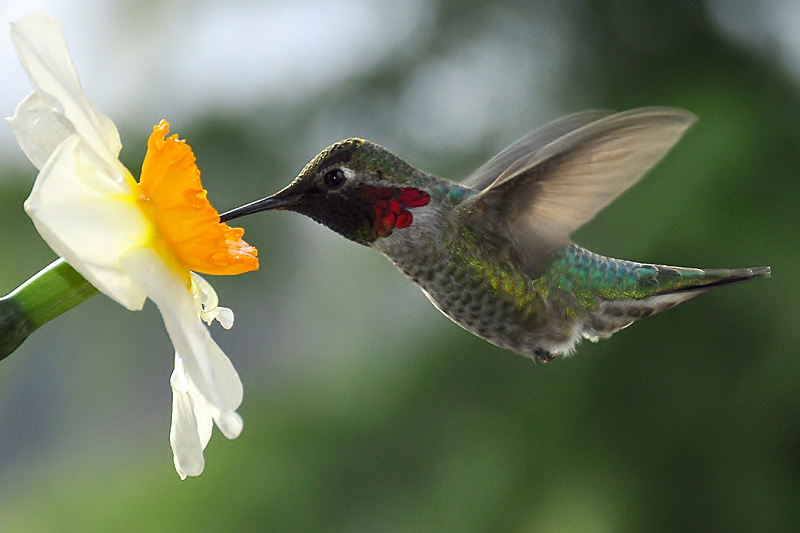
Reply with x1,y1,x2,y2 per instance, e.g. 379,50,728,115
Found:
533,347,555,364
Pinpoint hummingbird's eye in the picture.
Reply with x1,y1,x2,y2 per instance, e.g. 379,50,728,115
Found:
323,168,346,189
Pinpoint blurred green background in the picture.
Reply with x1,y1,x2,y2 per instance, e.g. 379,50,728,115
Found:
0,1,797,531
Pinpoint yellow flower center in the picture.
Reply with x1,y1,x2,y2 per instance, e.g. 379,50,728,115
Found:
138,120,258,278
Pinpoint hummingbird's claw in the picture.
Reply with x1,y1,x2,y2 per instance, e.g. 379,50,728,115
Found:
534,348,555,364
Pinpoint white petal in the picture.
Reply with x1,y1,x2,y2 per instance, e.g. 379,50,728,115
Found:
191,272,235,329
170,353,242,479
183,370,244,441
191,388,215,449
170,357,205,479
24,135,148,310
177,324,243,416
172,359,214,449
10,14,121,166
6,91,75,170
213,307,234,330
121,247,244,417
212,410,244,440
124,249,244,476
169,354,190,394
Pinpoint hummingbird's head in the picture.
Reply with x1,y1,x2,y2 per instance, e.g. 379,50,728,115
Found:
221,138,432,246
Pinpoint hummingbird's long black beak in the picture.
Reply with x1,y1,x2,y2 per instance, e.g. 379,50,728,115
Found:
219,192,297,223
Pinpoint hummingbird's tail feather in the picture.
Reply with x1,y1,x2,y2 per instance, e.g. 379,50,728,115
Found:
659,265,772,294
582,255,772,342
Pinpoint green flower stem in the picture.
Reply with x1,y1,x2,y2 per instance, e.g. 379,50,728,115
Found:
0,258,98,362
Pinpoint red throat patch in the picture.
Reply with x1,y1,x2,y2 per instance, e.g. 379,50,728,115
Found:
358,185,430,237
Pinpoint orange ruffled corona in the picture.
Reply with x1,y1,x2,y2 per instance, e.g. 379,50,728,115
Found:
139,120,258,276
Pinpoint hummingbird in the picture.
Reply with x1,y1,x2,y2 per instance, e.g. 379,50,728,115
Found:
221,107,770,363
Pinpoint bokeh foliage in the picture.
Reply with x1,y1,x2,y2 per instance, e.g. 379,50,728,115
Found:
1,1,798,531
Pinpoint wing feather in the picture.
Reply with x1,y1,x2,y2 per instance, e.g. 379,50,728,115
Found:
459,107,697,273
463,109,614,190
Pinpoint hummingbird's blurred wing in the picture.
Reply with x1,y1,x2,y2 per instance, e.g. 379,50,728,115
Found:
463,109,614,191
460,107,697,273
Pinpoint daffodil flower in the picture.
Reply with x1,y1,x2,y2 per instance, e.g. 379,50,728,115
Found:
5,13,259,479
